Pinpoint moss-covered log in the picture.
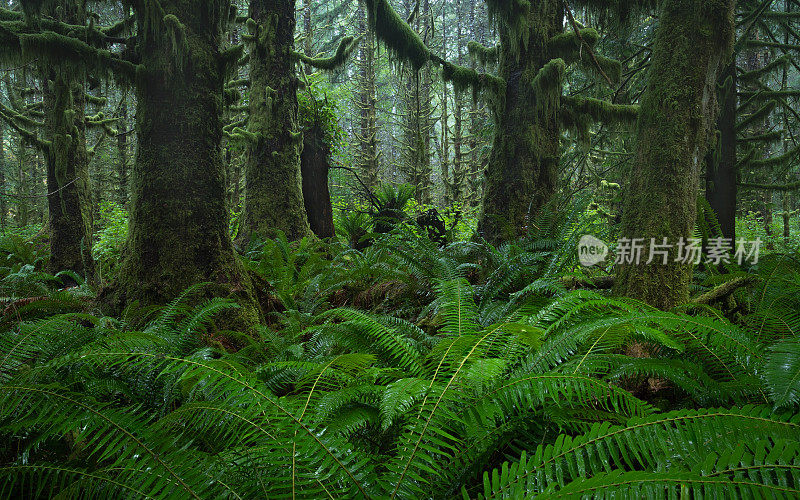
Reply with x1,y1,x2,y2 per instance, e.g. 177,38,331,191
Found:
615,0,735,309
109,1,262,331
238,0,310,244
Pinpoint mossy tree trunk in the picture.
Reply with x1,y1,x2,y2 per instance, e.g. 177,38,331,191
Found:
42,70,95,280
111,1,262,330
477,1,564,243
117,97,129,207
238,0,310,244
615,0,735,309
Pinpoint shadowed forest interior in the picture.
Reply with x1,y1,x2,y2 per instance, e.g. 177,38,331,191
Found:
2,0,800,498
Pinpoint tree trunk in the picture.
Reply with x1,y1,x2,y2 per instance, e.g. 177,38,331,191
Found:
477,1,564,243
705,61,737,240
615,0,735,309
301,121,335,238
117,97,129,207
239,0,310,244
0,121,5,230
109,1,262,330
356,5,380,190
42,70,95,280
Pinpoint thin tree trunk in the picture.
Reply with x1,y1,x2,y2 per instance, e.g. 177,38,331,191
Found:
42,70,95,280
301,121,335,238
705,62,737,240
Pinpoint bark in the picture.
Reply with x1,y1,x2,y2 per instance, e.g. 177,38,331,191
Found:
300,121,335,238
239,0,310,244
615,0,735,309
477,1,564,243
117,97,129,206
705,62,737,240
42,70,95,280
109,1,262,331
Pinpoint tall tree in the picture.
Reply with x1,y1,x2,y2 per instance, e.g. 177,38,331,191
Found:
615,0,735,309
237,0,311,244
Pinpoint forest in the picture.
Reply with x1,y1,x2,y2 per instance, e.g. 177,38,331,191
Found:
1,0,800,498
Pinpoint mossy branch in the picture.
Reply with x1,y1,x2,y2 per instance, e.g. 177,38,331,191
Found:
735,100,776,131
738,180,800,191
560,96,638,142
84,94,107,106
293,35,361,71
441,61,505,98
14,30,138,83
740,131,782,144
744,40,800,52
747,144,800,169
363,0,430,70
738,54,791,83
0,104,49,150
467,41,498,66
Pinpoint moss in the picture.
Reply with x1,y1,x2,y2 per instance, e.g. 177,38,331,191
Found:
466,41,498,66
363,0,430,70
614,0,735,309
738,54,790,83
560,95,638,142
293,35,361,71
735,100,776,131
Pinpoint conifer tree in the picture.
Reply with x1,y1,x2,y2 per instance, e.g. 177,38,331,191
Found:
236,0,311,244
615,0,735,309
0,2,98,279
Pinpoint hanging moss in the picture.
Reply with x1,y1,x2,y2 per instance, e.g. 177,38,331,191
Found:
293,35,361,71
530,58,565,121
483,0,531,53
16,30,137,83
560,95,638,142
363,0,429,70
466,41,498,66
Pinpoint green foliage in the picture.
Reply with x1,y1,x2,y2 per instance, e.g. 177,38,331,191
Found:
91,201,127,282
2,222,799,497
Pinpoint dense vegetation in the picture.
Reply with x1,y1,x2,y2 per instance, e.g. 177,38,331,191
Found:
0,0,799,498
